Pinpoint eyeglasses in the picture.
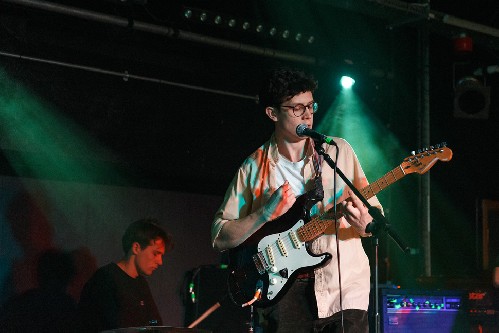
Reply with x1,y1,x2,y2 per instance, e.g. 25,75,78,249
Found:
280,101,318,117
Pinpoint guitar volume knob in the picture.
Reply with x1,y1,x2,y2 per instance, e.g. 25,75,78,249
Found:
270,278,278,285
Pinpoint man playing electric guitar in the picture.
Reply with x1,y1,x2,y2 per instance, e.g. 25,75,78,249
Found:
212,67,382,333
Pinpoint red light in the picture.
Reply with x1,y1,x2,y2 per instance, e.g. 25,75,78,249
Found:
454,34,473,53
468,292,485,300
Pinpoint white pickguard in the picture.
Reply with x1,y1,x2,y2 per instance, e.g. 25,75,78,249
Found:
257,219,327,301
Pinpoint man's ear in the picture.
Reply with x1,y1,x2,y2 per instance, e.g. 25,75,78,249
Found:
131,242,141,255
266,107,278,122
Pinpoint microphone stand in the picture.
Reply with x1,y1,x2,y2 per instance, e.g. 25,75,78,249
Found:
314,140,409,333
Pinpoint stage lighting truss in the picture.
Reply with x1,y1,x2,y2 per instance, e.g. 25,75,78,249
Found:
181,6,316,45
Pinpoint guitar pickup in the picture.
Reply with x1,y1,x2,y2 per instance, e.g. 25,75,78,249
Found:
289,230,301,249
266,245,276,265
276,238,288,257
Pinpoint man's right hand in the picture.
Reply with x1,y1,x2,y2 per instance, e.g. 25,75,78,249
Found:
261,181,296,222
213,181,296,251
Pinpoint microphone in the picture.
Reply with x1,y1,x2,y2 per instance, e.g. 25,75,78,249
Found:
296,124,336,145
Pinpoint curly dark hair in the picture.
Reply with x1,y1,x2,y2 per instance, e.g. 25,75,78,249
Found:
122,218,173,254
258,67,318,108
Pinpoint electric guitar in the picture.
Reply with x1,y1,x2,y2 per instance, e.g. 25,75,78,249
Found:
227,144,453,308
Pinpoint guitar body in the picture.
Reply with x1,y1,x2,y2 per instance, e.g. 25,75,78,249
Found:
227,194,332,308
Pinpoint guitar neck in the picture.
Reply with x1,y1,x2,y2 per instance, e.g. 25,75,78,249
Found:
297,164,407,242
359,165,406,200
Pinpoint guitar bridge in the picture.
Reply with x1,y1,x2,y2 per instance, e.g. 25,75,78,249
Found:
253,252,269,275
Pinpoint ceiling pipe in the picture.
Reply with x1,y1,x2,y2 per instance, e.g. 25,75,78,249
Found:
0,50,258,100
371,0,499,39
438,14,499,38
1,0,318,65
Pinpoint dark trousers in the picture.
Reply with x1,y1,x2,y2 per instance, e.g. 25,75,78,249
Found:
259,278,368,333
260,278,316,332
314,309,369,333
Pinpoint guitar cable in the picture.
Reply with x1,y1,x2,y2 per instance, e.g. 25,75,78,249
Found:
241,288,262,307
241,279,263,307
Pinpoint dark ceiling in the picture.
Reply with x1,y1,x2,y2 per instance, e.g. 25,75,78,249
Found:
1,0,499,199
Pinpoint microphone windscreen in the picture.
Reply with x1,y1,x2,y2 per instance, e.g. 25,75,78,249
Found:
296,124,308,136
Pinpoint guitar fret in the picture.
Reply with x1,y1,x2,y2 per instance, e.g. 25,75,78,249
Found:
363,186,374,199
381,175,391,188
380,177,388,189
390,169,398,182
397,164,406,175
360,185,370,197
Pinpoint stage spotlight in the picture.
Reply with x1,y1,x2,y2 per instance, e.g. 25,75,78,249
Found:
340,76,355,89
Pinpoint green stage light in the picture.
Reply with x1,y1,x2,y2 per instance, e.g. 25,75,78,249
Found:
340,76,355,89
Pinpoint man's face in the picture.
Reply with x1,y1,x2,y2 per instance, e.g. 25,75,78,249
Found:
272,91,315,141
134,238,166,276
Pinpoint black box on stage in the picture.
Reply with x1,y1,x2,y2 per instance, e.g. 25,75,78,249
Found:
183,265,251,333
380,288,469,333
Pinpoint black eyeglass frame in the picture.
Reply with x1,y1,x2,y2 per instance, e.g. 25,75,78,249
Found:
279,101,318,117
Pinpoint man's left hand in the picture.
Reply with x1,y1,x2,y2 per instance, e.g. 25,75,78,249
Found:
341,189,372,237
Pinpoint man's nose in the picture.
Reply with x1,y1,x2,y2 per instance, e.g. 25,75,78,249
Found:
303,108,313,118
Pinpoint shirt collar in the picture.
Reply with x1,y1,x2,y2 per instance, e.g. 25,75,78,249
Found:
268,133,316,164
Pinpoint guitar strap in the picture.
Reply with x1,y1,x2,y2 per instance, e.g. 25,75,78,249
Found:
309,146,324,201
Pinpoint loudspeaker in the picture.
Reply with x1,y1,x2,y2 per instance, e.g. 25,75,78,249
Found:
183,266,251,333
452,62,490,119
380,289,468,333
453,83,490,119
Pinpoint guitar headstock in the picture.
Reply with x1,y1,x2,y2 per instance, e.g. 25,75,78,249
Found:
401,143,453,175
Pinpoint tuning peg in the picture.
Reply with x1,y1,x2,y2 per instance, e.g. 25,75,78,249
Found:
429,146,434,150
411,150,416,156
